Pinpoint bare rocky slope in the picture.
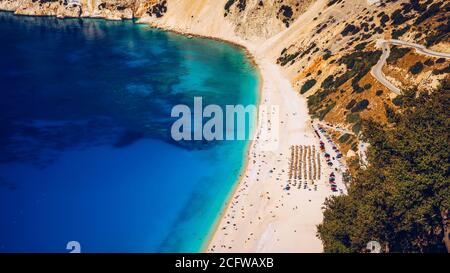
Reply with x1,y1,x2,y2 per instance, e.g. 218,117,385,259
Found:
2,0,449,168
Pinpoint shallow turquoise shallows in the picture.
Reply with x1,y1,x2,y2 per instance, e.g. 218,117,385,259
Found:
0,12,259,252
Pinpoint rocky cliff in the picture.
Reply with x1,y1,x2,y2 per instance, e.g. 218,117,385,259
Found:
0,0,146,19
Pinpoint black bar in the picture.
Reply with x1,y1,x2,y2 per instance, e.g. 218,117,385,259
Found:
0,253,446,272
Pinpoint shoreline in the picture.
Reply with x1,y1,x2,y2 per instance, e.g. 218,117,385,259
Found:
137,18,346,253
0,10,265,252
156,29,266,254
140,27,280,253
135,22,269,252
1,10,347,252
199,51,264,253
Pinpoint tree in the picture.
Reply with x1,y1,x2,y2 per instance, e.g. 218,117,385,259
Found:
318,80,450,252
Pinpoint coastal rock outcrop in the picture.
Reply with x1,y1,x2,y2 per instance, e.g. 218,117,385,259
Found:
0,0,137,19
139,0,314,42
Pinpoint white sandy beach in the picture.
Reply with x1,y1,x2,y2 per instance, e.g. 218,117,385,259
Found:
206,53,347,253
137,0,347,252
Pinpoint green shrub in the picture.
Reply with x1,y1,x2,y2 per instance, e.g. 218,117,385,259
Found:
346,99,357,110
353,83,365,93
307,89,334,111
414,3,441,25
391,25,410,39
352,122,362,134
277,51,300,66
323,49,332,60
351,99,369,112
318,101,336,120
432,64,450,75
391,9,411,26
321,75,335,89
409,61,424,75
341,24,360,36
386,46,411,64
346,112,361,123
424,59,434,66
300,79,317,94
392,96,403,106
338,133,351,143
355,42,369,51
387,47,410,64
385,103,398,123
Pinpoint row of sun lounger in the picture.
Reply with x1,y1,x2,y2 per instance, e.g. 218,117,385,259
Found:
288,145,321,182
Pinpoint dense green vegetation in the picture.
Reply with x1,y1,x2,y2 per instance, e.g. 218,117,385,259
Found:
337,50,382,92
307,49,380,119
318,82,450,253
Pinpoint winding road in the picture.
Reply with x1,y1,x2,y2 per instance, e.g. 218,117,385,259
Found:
371,39,450,95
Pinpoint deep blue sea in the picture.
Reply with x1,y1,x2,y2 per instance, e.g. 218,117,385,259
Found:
0,12,259,252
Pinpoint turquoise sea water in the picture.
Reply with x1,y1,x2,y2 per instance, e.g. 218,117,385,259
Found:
0,12,259,252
